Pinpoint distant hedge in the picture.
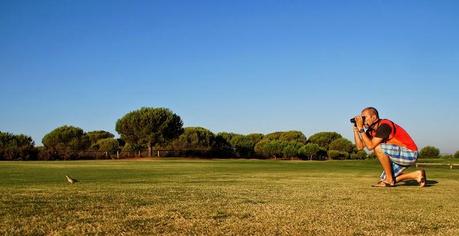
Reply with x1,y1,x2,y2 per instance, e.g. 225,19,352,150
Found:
1,107,453,161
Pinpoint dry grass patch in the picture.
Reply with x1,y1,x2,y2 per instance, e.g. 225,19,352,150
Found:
0,159,458,235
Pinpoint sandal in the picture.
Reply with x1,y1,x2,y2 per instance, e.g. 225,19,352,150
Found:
418,169,427,187
371,180,395,187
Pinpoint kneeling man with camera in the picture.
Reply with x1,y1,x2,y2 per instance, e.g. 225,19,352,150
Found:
352,107,426,187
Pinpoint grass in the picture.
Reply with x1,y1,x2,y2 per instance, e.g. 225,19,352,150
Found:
1,158,459,235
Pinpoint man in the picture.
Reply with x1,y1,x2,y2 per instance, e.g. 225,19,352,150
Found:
353,107,426,187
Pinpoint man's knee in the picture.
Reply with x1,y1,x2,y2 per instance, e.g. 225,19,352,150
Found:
374,144,388,158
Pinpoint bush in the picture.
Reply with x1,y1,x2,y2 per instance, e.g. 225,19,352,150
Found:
216,132,238,145
454,151,459,159
255,131,306,158
440,154,453,160
263,131,307,144
254,139,305,159
254,139,270,158
116,107,183,157
246,133,264,144
308,132,342,150
172,127,215,157
231,135,256,157
87,130,114,147
419,146,440,158
212,135,236,158
329,138,354,153
213,132,261,157
121,143,145,157
42,125,90,160
0,131,36,160
367,152,377,159
298,143,320,160
282,142,304,159
263,140,287,159
327,150,349,160
350,150,368,160
95,138,120,158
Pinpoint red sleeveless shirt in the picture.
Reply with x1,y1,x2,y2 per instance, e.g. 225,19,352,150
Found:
369,119,418,151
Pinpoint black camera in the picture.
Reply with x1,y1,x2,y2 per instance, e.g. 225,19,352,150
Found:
350,116,365,126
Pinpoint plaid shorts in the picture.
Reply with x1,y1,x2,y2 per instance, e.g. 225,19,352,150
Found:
379,143,419,180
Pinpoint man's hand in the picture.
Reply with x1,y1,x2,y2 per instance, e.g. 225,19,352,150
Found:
354,115,364,130
352,120,364,150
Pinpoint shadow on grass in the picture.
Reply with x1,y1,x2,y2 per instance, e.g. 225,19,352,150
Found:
397,180,439,187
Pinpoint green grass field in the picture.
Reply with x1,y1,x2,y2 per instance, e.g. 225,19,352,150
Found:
1,159,458,235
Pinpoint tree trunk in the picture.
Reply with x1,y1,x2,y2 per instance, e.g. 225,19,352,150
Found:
157,150,160,157
148,144,152,157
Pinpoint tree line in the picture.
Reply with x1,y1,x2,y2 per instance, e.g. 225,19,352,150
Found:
1,107,458,160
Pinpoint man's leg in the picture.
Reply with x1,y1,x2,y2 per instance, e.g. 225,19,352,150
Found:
374,144,395,184
396,170,426,187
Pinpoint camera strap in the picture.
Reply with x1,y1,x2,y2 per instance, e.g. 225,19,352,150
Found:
368,119,380,131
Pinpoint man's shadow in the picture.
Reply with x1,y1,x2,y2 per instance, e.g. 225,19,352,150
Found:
397,180,438,187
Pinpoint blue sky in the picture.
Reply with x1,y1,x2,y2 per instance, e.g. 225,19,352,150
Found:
1,0,458,153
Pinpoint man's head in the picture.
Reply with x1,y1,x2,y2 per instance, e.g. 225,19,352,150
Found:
361,107,380,128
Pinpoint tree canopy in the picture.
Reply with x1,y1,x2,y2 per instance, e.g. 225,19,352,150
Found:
419,146,440,158
263,131,307,143
328,138,354,153
298,143,321,160
42,125,90,160
87,130,114,146
0,131,36,160
308,132,342,150
172,127,215,154
4,106,455,161
116,107,183,157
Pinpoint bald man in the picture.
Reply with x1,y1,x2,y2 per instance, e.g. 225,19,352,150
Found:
353,107,426,187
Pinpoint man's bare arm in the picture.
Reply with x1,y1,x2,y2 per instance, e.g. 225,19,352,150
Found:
360,132,383,150
353,127,365,150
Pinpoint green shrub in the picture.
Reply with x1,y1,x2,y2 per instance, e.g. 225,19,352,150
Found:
263,131,307,143
116,107,183,157
231,135,256,157
367,152,377,159
0,131,36,160
42,125,90,160
282,142,304,159
254,140,301,159
327,150,349,160
419,146,440,158
172,127,215,156
121,143,145,157
308,132,342,150
87,130,114,147
246,133,264,144
96,138,119,156
440,154,453,160
298,143,320,160
329,138,354,153
350,150,368,160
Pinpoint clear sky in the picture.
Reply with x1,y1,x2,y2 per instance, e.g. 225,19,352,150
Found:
1,0,458,153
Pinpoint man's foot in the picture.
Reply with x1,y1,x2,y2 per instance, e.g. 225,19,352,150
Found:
371,180,396,187
417,169,427,187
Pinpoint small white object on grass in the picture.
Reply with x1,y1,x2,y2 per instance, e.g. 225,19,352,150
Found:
65,175,78,184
